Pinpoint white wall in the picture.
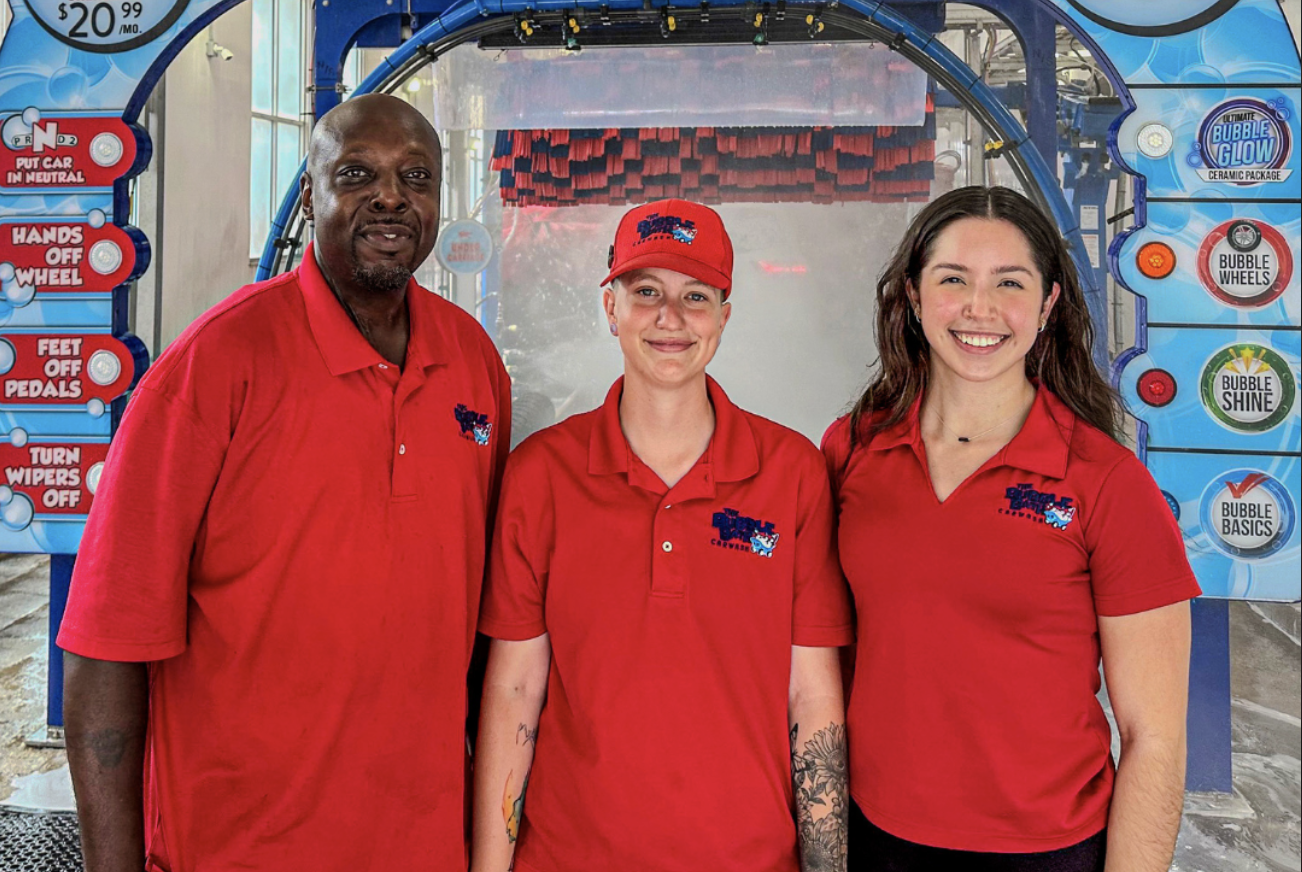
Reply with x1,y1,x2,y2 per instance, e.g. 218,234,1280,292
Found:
131,3,256,355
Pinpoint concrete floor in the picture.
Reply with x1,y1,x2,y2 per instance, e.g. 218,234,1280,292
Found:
1,553,1298,869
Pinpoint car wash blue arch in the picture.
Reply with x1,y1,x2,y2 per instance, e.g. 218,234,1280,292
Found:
0,0,1297,791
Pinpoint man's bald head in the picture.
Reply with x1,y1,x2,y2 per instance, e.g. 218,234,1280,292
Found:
300,93,443,299
307,93,442,177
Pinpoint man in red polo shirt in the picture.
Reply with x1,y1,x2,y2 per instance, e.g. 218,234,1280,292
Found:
57,94,510,872
471,200,853,872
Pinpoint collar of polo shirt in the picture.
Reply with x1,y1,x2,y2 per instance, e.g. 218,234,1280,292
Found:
868,383,1075,480
587,375,759,484
298,241,449,376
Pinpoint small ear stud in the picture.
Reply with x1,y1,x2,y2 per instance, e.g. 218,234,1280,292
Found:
609,322,618,336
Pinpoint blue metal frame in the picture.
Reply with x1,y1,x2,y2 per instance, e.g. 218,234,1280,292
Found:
259,0,1090,291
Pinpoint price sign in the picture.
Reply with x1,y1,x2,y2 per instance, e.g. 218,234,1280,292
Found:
26,0,191,53
0,217,140,298
0,110,140,190
0,334,136,406
0,441,108,522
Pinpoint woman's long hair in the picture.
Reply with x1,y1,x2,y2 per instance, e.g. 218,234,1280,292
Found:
848,186,1124,447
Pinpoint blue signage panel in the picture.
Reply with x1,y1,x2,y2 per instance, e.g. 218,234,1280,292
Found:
1115,201,1298,329
1149,450,1299,601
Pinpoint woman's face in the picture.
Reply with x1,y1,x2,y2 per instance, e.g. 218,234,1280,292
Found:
603,267,731,391
909,217,1059,392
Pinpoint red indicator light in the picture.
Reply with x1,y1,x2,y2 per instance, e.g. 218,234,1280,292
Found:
1137,242,1176,279
1137,368,1177,407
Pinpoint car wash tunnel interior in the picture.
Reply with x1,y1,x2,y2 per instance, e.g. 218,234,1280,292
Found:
0,0,1299,867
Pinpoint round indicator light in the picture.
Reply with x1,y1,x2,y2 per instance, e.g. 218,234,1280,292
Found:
1137,122,1174,158
87,462,105,496
89,133,125,168
88,350,122,386
1138,368,1178,407
1137,242,1177,279
89,240,123,276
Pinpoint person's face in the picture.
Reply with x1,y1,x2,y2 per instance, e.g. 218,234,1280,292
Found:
301,120,440,294
603,267,731,391
908,217,1059,390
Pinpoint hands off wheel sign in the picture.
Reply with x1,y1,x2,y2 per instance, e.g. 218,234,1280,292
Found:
26,1,190,52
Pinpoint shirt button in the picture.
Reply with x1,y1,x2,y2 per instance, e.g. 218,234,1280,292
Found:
379,364,389,370
398,444,406,455
664,504,672,510
662,541,673,553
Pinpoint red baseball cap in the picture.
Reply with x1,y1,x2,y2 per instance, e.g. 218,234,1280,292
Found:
602,199,734,298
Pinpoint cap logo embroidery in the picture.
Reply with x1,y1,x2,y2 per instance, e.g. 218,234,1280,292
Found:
636,213,697,246
999,483,1075,530
711,507,779,558
454,403,493,446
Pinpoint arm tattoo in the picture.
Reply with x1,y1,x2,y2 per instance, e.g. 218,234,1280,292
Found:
791,722,849,872
87,728,129,769
502,722,538,843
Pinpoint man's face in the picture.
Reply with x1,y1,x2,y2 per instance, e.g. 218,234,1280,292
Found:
302,118,441,295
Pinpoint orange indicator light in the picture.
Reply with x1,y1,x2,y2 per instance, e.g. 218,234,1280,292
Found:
1137,242,1176,279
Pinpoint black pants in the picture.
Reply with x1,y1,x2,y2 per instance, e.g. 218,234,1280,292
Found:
848,801,1106,872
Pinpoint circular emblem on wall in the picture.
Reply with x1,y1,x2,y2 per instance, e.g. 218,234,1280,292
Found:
435,219,494,276
27,1,192,53
1199,344,1296,433
1196,219,1293,309
1199,469,1295,561
1065,1,1239,37
1191,98,1293,186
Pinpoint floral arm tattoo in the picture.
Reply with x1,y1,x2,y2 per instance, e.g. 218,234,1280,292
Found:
790,722,849,872
502,722,538,844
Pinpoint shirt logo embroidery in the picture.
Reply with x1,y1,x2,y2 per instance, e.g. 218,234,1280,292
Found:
711,507,780,558
454,404,493,446
1000,483,1076,530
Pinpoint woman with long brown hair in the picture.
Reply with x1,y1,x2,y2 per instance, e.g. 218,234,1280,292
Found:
823,186,1199,871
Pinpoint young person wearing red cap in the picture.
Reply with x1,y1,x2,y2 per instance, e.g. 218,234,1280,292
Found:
823,187,1199,871
472,199,854,872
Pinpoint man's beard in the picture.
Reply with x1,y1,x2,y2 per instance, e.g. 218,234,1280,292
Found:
350,239,415,294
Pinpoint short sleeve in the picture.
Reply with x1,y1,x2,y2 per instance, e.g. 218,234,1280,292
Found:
1085,453,1201,617
792,446,855,647
819,416,852,498
479,456,551,641
56,386,228,661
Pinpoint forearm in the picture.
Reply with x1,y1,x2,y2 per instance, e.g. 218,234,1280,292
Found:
63,654,149,872
471,687,541,872
789,645,847,872
1104,735,1186,872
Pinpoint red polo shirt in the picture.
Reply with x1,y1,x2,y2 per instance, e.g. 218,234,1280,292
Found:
58,243,510,872
479,377,853,872
821,386,1199,853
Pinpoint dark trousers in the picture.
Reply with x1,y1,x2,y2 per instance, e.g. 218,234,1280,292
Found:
848,800,1107,872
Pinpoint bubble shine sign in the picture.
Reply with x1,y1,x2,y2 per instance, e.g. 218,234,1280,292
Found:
1199,344,1296,434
